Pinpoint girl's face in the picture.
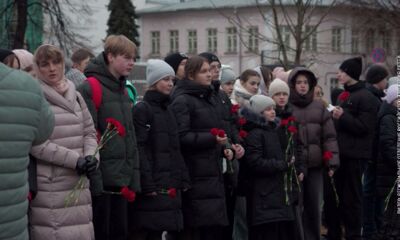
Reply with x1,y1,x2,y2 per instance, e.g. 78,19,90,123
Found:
193,62,212,86
272,92,289,108
37,59,64,84
263,106,276,122
221,81,234,96
154,76,174,95
242,76,260,95
295,74,310,95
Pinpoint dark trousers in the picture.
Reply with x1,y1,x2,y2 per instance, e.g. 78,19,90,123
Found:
362,160,384,238
301,167,323,240
333,158,364,240
129,229,162,240
323,170,342,240
249,221,296,240
175,226,223,240
92,193,128,240
222,175,237,240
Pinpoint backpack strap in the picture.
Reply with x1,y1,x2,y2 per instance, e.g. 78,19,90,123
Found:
86,77,102,112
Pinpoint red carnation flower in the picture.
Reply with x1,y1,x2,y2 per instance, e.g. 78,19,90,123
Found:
238,117,247,126
287,116,296,122
168,188,177,198
287,126,298,134
280,119,289,127
105,118,126,137
239,130,248,138
231,104,240,114
323,151,333,164
121,186,136,202
338,91,350,102
218,129,226,138
210,128,219,136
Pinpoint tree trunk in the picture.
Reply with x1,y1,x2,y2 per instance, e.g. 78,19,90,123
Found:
13,0,28,49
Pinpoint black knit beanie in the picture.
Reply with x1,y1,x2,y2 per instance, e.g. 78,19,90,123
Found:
339,57,362,81
199,52,220,64
366,64,389,84
164,52,188,74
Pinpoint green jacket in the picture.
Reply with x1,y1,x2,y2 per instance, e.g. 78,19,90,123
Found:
78,53,141,192
0,63,54,240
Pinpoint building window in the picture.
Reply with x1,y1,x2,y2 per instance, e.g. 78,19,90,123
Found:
188,30,197,54
331,27,342,53
207,28,218,53
248,26,259,52
226,27,237,53
380,30,391,55
279,25,291,51
151,31,160,55
304,25,317,52
351,29,359,54
366,29,375,53
169,30,179,53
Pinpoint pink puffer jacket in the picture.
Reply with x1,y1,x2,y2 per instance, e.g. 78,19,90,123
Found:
30,80,98,240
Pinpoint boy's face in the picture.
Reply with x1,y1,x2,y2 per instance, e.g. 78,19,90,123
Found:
176,59,187,80
337,69,351,85
107,53,135,78
209,61,221,81
221,81,234,96
263,106,276,122
73,57,91,73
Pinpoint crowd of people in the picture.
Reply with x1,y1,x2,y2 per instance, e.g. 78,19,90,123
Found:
0,34,398,240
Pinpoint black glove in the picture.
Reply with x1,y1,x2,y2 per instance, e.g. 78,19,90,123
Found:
85,156,98,175
76,157,87,175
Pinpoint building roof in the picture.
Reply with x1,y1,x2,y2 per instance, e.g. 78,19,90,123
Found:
137,0,337,15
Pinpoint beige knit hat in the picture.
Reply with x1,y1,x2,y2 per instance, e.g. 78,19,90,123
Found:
268,78,290,97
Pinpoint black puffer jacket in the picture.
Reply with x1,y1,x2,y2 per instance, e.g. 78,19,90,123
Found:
376,102,397,198
129,90,189,231
240,109,294,226
366,83,385,161
170,79,228,227
78,52,140,192
334,81,380,160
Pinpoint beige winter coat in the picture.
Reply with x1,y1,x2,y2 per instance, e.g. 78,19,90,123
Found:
29,80,98,240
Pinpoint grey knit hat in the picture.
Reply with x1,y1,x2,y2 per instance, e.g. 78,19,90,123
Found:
249,94,276,114
146,59,175,86
220,67,236,85
269,78,290,97
385,84,398,104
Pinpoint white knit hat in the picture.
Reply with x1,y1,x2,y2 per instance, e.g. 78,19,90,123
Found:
249,94,276,114
388,76,399,87
385,84,399,104
146,59,175,86
268,78,290,97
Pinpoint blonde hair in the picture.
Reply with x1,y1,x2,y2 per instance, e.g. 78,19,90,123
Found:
34,44,64,66
104,35,137,58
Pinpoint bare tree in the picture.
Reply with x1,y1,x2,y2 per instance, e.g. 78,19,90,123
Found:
211,0,340,68
2,0,92,54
